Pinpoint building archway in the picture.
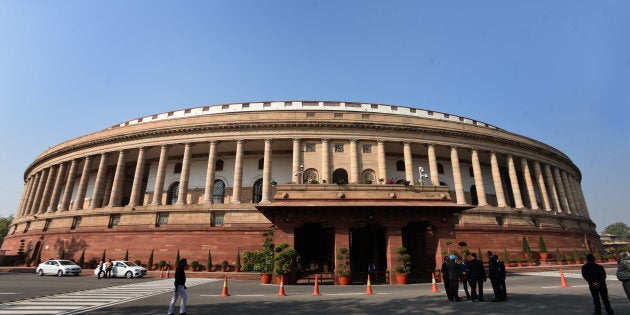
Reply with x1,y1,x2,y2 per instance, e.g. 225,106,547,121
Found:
166,182,179,205
332,169,348,184
402,221,433,282
349,222,386,283
294,222,334,272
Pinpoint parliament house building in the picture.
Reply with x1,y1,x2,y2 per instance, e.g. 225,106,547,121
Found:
1,101,601,283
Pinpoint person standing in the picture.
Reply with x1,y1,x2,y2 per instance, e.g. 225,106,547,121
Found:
445,255,461,302
168,258,188,315
468,253,486,302
459,254,471,300
368,262,376,283
493,254,507,301
487,251,506,301
582,253,614,315
440,256,451,301
105,259,113,278
614,253,630,301
97,260,104,279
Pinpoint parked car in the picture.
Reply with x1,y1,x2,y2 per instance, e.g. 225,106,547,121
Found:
36,259,82,277
94,260,147,279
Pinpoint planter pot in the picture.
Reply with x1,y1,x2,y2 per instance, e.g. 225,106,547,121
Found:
221,266,227,272
517,262,523,267
395,273,408,285
206,266,212,272
540,253,549,261
235,267,240,272
261,273,272,284
338,275,351,286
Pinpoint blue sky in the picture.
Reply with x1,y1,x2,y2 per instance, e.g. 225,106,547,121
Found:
1,1,628,232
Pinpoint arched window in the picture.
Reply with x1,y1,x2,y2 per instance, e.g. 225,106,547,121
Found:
303,169,319,184
361,169,376,184
215,159,224,171
252,179,263,203
167,182,179,205
437,163,444,174
470,185,478,205
213,180,225,204
396,160,405,171
332,169,348,184
258,158,264,170
174,162,182,174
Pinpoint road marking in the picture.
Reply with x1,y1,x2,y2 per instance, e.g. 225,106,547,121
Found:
512,271,583,278
0,278,219,315
541,285,588,289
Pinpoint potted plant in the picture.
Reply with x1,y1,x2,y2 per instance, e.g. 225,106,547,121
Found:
394,246,411,284
515,256,522,267
147,249,154,271
221,260,228,272
555,249,562,265
538,236,548,261
261,230,275,284
134,259,142,267
157,260,166,271
206,250,213,272
190,260,199,271
274,243,298,284
573,250,581,264
235,250,241,272
522,236,531,259
336,247,351,285
503,248,510,268
77,249,84,267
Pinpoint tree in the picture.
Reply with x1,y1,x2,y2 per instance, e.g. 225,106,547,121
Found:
0,215,14,246
603,222,630,241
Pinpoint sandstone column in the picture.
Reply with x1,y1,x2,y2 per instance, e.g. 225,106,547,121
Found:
561,171,577,214
507,155,524,208
428,144,439,186
17,177,33,217
203,141,218,203
90,153,109,208
404,142,414,183
232,140,244,203
31,169,48,215
471,149,487,206
108,150,127,207
49,162,67,212
151,145,170,205
490,151,507,207
377,140,387,183
544,164,562,212
350,139,359,183
450,146,466,205
24,173,41,216
128,148,146,206
38,166,57,214
74,156,94,210
321,139,330,184
60,159,79,211
520,158,538,210
261,139,273,203
553,167,570,213
176,143,193,205
292,139,301,184
533,161,551,211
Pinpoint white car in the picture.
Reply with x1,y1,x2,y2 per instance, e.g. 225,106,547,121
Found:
36,259,82,277
94,260,147,279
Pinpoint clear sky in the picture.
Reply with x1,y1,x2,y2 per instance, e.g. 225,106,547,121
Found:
1,1,628,232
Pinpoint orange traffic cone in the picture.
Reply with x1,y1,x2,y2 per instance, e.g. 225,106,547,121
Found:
366,274,374,295
278,275,286,296
560,269,569,287
313,275,321,296
221,276,230,296
431,273,440,293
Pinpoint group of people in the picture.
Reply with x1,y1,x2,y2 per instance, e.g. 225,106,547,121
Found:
96,259,113,279
581,252,630,315
440,250,507,302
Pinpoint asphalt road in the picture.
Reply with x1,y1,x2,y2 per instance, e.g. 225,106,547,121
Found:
1,269,629,315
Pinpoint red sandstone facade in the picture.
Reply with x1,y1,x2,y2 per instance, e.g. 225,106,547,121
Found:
1,101,600,283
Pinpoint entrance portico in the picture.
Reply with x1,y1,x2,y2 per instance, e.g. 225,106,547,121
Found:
257,184,472,284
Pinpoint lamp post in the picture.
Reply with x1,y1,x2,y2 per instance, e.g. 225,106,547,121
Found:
418,166,429,185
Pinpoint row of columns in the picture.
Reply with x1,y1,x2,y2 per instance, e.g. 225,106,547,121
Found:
16,139,589,220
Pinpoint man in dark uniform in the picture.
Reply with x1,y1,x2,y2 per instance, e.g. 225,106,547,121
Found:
440,256,451,300
445,255,461,302
488,251,506,301
168,258,188,315
468,253,486,302
582,253,614,315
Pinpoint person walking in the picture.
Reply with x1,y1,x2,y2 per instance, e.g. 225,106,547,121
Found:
445,255,461,302
168,258,188,315
614,253,630,301
97,260,104,279
468,252,486,302
582,253,614,315
105,259,113,278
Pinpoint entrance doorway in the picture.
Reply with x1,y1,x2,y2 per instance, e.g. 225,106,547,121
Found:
294,222,334,273
349,223,386,283
402,221,433,282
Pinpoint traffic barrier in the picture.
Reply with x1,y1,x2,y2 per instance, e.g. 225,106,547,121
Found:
313,275,321,296
278,276,286,296
221,276,230,296
560,269,569,287
431,273,439,293
366,274,374,295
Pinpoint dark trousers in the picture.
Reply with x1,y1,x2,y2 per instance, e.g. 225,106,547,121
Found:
588,283,613,314
470,278,484,301
448,280,460,301
443,279,451,300
497,278,507,300
461,277,470,299
623,280,630,302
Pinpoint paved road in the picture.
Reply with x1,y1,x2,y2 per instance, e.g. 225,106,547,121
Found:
1,269,629,314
